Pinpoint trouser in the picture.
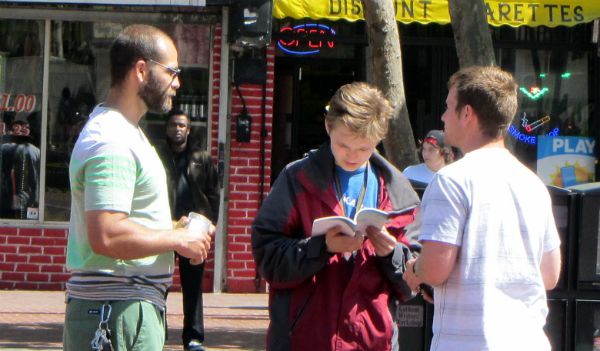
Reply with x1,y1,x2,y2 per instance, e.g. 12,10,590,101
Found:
63,298,165,351
178,254,205,346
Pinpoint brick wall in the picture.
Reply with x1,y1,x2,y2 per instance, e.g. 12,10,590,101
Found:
0,226,69,290
210,24,275,292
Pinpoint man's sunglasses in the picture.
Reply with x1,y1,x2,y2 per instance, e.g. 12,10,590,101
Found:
144,57,181,77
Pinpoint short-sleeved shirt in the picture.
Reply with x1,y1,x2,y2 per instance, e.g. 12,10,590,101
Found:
403,163,435,184
419,147,560,351
66,105,173,309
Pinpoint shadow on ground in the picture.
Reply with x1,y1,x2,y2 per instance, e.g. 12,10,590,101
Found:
1,323,265,351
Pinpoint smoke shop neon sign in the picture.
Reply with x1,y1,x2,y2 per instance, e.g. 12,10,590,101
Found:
277,23,337,56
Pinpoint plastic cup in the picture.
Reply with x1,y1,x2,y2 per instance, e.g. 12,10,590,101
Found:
187,212,211,234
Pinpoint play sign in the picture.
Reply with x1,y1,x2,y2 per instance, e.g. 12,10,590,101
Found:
537,135,596,187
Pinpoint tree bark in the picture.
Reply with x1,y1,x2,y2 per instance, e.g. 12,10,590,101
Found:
448,0,496,67
362,0,418,170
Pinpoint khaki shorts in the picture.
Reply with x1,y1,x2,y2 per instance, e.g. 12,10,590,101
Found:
63,298,165,351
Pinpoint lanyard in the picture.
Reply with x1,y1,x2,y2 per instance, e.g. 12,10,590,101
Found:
333,164,369,218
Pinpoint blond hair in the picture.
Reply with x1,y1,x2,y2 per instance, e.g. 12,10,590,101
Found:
325,82,393,141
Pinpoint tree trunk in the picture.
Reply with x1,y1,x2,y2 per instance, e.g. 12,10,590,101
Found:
362,0,418,170
448,0,496,67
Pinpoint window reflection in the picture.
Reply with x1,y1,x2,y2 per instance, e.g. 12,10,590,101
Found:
46,21,101,221
0,19,43,220
0,18,211,222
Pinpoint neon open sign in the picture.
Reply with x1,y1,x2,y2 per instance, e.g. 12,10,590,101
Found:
277,23,336,56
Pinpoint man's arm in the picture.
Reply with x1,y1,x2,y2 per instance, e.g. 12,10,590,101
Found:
404,240,458,292
540,247,561,290
86,210,212,262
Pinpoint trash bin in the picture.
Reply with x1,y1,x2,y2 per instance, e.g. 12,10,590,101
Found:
567,182,600,290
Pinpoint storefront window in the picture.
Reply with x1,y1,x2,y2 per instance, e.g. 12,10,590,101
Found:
0,15,211,222
505,48,590,177
0,19,44,220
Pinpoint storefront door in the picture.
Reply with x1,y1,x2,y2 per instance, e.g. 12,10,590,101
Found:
271,58,358,181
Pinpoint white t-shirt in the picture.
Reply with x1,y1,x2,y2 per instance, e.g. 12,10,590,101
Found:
403,163,435,184
419,147,560,351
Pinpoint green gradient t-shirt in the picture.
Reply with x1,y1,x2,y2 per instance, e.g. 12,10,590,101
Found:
66,105,173,307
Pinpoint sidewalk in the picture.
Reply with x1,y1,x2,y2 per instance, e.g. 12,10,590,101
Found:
0,290,269,351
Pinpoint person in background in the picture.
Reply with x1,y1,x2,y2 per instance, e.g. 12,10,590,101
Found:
63,24,213,351
402,66,561,350
0,119,40,219
403,129,454,185
252,82,420,351
157,109,220,351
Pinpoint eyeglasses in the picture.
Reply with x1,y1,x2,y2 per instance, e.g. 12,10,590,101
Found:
144,57,181,77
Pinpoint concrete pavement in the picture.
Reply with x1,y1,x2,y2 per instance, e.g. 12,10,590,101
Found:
0,290,269,351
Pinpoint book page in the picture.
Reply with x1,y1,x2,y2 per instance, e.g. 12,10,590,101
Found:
311,216,356,237
355,208,388,233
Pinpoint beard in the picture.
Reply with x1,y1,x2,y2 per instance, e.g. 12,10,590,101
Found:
139,72,172,114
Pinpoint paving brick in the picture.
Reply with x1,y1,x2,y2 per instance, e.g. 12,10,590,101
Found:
0,290,268,351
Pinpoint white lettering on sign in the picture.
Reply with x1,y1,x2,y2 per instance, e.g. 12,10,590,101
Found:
552,138,595,154
396,305,424,328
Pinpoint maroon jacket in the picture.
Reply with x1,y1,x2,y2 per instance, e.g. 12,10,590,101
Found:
252,143,420,351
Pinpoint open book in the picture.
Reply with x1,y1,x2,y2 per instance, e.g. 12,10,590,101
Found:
311,205,417,237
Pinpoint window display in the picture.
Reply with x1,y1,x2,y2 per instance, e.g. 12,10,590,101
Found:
0,16,211,222
0,19,43,220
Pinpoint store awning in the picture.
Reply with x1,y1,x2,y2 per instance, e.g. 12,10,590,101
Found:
274,0,599,27
0,0,205,6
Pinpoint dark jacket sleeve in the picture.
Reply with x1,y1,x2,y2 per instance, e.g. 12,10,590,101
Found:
251,166,331,289
201,153,220,223
375,208,421,300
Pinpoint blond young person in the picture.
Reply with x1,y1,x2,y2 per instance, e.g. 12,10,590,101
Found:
252,82,420,351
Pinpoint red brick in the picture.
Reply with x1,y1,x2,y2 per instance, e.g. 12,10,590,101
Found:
0,227,18,235
44,247,65,255
18,246,42,254
227,260,247,269
231,252,254,261
38,282,64,290
231,235,252,244
228,192,248,201
31,237,57,246
5,254,27,262
27,273,49,282
30,255,52,264
51,273,71,282
52,256,66,264
41,264,64,273
0,236,6,244
2,272,25,280
18,227,43,237
227,209,248,218
233,200,259,210
0,262,16,271
43,229,68,238
226,279,258,293
228,218,253,226
0,245,17,254
230,158,249,167
8,236,31,245
13,282,38,289
231,269,256,278
0,281,15,289
16,263,40,272
228,243,247,252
